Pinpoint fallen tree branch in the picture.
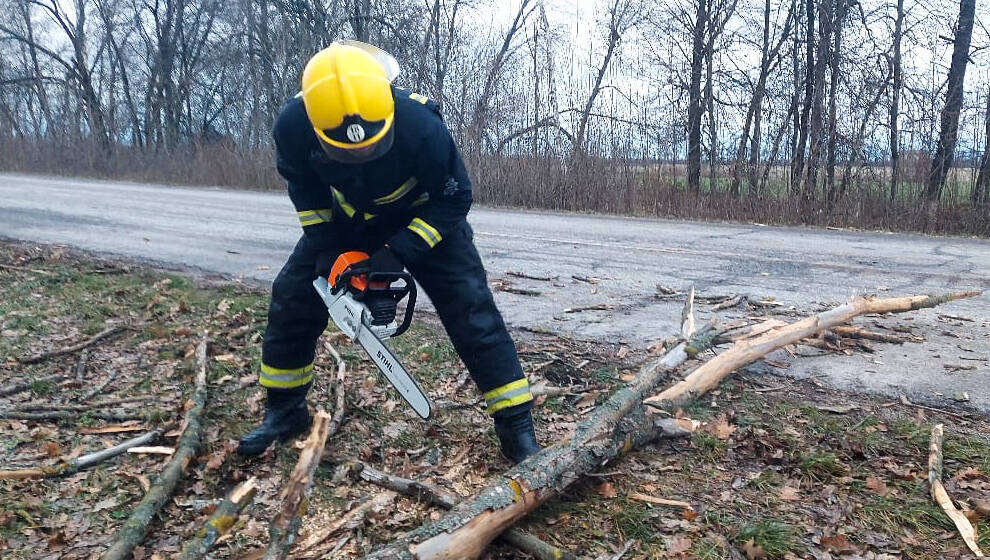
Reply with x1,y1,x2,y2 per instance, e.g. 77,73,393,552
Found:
180,477,259,559
74,350,90,383
928,423,985,557
79,368,119,402
711,294,746,311
563,304,613,313
0,428,164,480
356,291,979,560
506,271,554,282
0,374,65,397
356,291,712,559
10,395,150,412
20,325,129,364
264,410,333,560
830,325,909,344
0,410,147,421
339,460,577,560
0,263,53,275
645,292,981,411
100,332,210,560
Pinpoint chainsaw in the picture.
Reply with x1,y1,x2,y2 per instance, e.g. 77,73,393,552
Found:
313,251,432,419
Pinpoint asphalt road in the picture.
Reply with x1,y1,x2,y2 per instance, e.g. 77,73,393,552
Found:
2,173,988,411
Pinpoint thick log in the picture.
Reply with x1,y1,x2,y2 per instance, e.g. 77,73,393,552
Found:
342,460,576,560
20,325,129,364
358,291,978,560
180,477,259,559
263,410,333,560
928,424,985,557
100,333,210,560
645,291,980,410
0,428,164,480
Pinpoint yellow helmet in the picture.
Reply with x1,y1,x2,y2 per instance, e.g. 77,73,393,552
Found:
301,41,399,163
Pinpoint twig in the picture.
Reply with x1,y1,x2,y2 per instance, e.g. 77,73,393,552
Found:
897,395,970,420
292,492,398,558
0,428,165,480
830,325,908,344
628,492,694,510
180,478,259,559
264,411,334,560
681,285,696,340
596,540,633,560
324,342,348,439
563,304,613,313
20,325,129,364
711,294,746,311
928,424,985,557
79,369,118,402
74,350,90,383
100,333,210,560
0,263,53,276
506,271,553,282
0,374,65,398
501,287,542,296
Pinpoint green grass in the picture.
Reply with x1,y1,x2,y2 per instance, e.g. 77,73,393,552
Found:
798,451,845,481
693,432,727,462
734,519,797,558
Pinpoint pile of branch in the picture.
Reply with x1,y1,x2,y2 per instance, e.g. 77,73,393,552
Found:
355,290,979,559
101,332,210,560
0,428,166,480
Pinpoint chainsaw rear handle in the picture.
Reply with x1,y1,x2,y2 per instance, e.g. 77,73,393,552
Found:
332,265,417,337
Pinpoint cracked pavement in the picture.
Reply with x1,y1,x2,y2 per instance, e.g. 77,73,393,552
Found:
2,173,988,412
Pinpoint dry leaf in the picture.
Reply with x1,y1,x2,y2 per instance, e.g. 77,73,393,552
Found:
742,538,766,559
710,415,736,440
616,346,629,359
865,476,889,496
596,482,617,498
779,486,800,501
43,441,60,457
665,535,692,555
952,467,982,481
820,534,855,553
682,508,698,521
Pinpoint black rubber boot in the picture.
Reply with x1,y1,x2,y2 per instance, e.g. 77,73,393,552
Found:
237,383,313,456
494,405,541,464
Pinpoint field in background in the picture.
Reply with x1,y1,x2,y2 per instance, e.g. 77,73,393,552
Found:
2,139,987,237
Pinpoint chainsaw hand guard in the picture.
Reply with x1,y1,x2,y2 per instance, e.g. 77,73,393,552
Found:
330,252,416,337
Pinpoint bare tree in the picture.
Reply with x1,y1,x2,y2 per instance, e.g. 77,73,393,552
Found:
888,0,904,201
925,0,976,202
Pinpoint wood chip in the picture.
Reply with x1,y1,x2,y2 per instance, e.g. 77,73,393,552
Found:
126,446,175,455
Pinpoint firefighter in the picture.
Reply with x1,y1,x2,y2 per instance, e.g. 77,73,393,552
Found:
236,41,541,464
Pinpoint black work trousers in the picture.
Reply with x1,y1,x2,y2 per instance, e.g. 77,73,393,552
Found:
259,221,529,416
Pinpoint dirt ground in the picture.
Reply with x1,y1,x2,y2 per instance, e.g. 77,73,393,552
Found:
1,242,988,560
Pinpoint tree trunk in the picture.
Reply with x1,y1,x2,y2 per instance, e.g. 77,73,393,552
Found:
792,0,815,196
888,0,904,202
803,0,832,212
925,0,976,201
824,0,845,204
971,88,990,203
687,0,709,193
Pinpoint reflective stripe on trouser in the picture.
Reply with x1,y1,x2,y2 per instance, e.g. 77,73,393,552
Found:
484,379,534,415
259,362,314,388
261,235,334,390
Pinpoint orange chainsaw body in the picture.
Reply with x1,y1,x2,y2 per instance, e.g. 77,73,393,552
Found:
330,251,387,293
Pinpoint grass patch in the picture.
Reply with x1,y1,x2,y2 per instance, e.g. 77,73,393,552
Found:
798,451,845,480
735,519,797,558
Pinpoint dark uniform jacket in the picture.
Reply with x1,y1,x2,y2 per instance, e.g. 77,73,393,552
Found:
272,87,472,263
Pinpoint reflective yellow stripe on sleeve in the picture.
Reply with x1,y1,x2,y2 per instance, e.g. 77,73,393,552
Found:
408,217,442,248
409,92,429,104
410,192,430,207
297,209,332,227
374,177,418,205
259,362,314,389
332,188,376,220
483,379,533,415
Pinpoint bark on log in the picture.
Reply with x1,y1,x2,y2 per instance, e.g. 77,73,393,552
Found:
100,333,209,560
263,410,334,560
0,410,147,421
928,424,985,557
342,460,576,560
357,291,978,560
20,325,129,364
0,428,164,480
324,342,348,438
180,477,259,559
644,292,979,410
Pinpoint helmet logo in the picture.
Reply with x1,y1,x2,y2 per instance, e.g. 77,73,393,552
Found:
346,124,366,143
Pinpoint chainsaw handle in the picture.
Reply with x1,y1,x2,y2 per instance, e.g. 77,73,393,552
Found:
394,276,416,337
